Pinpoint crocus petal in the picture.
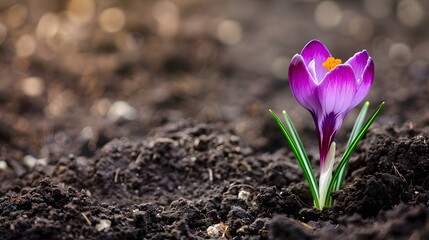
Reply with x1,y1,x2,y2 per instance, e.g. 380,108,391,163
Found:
301,40,331,83
317,64,357,115
315,64,357,165
288,54,320,114
350,58,374,108
345,50,369,82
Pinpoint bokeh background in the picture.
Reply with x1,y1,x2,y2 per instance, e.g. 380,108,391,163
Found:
0,0,428,158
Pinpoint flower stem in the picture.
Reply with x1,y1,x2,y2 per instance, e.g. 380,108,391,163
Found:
318,142,336,209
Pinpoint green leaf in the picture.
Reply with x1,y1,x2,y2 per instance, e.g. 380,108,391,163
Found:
324,102,385,206
269,109,320,209
334,101,370,191
282,111,319,192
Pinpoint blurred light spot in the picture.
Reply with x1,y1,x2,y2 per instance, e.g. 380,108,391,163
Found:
21,77,45,97
54,132,69,145
271,56,290,80
45,90,75,117
363,0,393,19
397,0,424,27
0,160,7,171
99,8,126,33
389,43,412,66
216,20,242,45
44,27,77,52
152,1,180,37
92,98,112,116
15,34,36,58
36,13,60,39
107,101,137,121
349,16,374,41
235,121,248,135
67,0,95,24
23,155,47,169
80,126,94,140
6,4,28,29
315,1,342,29
0,22,7,45
23,155,37,168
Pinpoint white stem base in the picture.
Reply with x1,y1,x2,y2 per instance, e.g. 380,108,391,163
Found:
318,142,336,209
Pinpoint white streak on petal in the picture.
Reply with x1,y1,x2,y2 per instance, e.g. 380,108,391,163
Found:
308,59,318,84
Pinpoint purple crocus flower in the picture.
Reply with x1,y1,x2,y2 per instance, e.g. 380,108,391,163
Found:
288,39,374,170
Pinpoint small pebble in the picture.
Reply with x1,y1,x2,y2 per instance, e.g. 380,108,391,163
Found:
107,101,137,121
95,219,111,232
23,155,47,168
0,160,8,170
238,190,250,201
23,155,37,168
206,223,226,238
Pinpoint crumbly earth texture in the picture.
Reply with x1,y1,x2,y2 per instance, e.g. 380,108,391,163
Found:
1,0,429,239
1,121,429,239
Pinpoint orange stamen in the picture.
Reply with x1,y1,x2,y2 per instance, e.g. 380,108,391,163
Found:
322,57,342,71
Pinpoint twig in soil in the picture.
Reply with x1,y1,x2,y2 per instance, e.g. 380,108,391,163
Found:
135,151,144,164
222,225,229,238
208,168,213,183
155,137,177,143
297,221,315,232
225,183,256,195
295,195,313,209
88,134,99,152
392,163,406,181
114,168,120,183
81,213,92,226
151,138,177,147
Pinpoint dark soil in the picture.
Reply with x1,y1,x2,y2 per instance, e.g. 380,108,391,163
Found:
1,1,429,239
